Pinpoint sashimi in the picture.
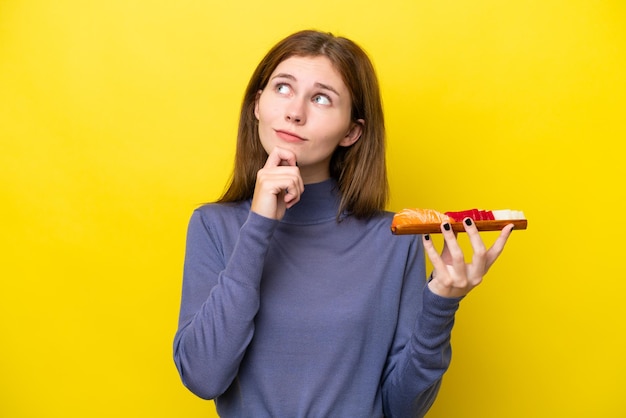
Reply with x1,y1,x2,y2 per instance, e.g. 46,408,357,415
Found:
445,209,496,222
391,207,527,235
392,208,451,228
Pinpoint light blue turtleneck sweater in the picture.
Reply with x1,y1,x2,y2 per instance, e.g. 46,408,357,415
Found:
173,179,461,417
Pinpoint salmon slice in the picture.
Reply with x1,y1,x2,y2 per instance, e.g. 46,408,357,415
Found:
391,208,451,228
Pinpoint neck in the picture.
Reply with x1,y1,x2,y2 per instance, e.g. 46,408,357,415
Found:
298,161,331,184
281,178,342,224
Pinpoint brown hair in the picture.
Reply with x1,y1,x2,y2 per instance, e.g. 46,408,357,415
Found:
218,30,388,219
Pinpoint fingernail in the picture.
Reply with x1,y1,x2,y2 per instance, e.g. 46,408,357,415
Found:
465,218,473,226
424,234,430,241
443,223,451,231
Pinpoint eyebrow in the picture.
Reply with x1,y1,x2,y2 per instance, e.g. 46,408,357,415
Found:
271,73,341,96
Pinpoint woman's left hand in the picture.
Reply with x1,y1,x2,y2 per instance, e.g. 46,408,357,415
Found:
423,218,515,298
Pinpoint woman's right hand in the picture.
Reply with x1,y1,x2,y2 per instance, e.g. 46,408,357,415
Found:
251,147,304,220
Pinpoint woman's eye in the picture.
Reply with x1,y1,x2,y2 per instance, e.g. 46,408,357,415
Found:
313,94,331,105
276,84,290,94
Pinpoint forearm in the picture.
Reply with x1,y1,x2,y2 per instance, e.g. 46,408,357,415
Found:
383,285,462,417
173,276,258,398
173,211,278,399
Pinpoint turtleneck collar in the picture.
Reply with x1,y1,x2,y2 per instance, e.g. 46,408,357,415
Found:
280,178,343,225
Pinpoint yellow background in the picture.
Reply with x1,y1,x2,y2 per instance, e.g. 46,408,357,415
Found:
1,1,624,417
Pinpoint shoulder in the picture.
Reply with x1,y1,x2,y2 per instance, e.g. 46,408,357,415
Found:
348,210,420,247
188,200,251,236
193,200,251,220
361,210,397,232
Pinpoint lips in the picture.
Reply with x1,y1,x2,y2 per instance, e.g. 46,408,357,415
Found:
275,129,307,143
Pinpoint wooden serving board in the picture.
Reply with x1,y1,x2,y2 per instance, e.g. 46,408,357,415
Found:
391,219,527,235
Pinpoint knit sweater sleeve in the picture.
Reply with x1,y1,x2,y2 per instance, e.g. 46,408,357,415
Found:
382,237,463,418
173,208,278,400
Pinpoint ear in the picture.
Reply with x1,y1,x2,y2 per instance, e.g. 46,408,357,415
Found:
254,90,262,120
338,119,364,147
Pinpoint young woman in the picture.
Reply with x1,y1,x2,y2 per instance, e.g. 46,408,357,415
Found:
173,30,514,417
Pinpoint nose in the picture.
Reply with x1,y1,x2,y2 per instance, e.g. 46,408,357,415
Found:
285,98,306,124
286,113,302,123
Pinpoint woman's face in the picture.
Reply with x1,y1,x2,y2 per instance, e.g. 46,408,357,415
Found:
254,55,363,183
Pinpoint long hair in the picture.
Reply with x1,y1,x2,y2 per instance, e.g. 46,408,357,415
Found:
218,30,388,219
